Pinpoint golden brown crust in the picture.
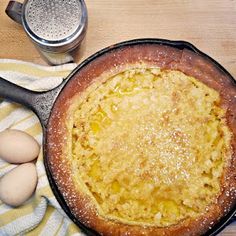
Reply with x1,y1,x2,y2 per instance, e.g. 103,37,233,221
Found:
46,44,236,236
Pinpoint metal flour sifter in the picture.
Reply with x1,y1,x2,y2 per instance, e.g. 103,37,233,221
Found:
6,0,88,65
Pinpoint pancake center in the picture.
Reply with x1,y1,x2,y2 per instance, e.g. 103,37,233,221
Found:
71,68,231,226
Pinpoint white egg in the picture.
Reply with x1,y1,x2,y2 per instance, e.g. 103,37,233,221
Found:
0,163,38,207
0,129,40,163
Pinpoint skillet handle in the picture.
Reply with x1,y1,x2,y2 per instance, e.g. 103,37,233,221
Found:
0,77,65,128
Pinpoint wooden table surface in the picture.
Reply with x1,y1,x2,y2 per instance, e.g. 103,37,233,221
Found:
0,0,236,76
0,0,236,235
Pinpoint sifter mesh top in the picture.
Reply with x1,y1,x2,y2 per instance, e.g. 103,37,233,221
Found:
24,0,82,41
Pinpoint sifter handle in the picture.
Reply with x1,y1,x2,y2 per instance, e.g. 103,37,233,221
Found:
5,1,23,24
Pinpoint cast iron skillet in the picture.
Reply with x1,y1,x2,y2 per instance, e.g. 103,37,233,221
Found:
0,39,235,235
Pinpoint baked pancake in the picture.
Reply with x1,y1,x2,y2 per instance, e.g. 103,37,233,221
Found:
71,67,231,227
47,44,236,235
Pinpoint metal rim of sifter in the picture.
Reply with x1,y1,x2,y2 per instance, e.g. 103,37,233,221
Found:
21,0,88,53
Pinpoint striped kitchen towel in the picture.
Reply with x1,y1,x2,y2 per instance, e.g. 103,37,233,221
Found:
0,59,84,236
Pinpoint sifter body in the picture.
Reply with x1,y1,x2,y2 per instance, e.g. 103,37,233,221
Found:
6,0,88,65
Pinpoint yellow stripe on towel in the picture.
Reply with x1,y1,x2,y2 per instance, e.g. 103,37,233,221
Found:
0,103,21,119
25,123,42,137
0,63,74,78
37,186,55,199
9,114,35,128
67,223,82,235
1,200,42,225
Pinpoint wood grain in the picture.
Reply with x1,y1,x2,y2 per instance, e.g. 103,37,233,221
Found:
0,0,235,235
0,0,236,77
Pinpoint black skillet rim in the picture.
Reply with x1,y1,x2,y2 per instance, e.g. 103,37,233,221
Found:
43,38,236,236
